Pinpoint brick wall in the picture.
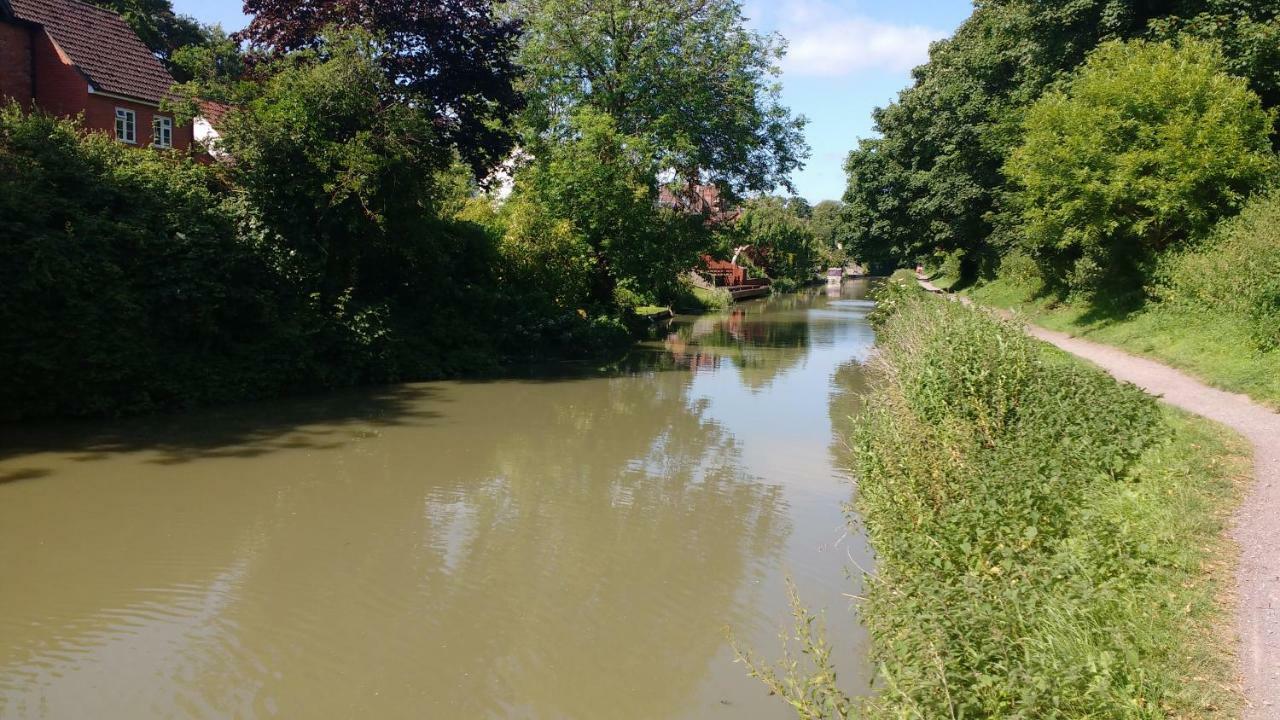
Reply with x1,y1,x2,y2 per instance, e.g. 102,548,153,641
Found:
31,28,87,118
0,21,34,107
27,29,193,151
84,94,192,151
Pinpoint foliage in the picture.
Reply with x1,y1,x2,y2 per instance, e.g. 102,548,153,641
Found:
169,25,249,91
1149,1,1280,114
0,104,316,418
1157,192,1280,350
513,109,705,306
752,284,1246,717
215,32,457,306
672,275,732,313
808,200,848,267
515,0,807,197
732,580,852,720
842,0,1280,276
239,0,523,175
1007,39,1275,296
497,190,595,311
731,196,820,284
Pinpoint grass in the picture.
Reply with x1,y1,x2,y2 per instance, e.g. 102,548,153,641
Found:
740,282,1249,718
965,276,1280,409
633,305,672,318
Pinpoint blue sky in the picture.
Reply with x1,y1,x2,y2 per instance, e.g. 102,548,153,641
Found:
173,0,973,202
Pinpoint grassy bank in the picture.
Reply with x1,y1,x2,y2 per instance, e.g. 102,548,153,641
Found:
964,277,1280,410
744,277,1249,717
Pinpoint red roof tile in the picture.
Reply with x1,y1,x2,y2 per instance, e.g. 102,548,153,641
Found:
197,99,230,126
8,0,176,104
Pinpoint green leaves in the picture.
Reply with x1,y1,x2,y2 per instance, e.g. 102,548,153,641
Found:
1007,39,1276,297
515,0,808,196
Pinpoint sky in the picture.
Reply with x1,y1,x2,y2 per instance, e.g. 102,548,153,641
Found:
172,0,974,203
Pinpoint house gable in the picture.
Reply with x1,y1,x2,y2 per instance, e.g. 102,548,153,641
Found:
8,0,176,106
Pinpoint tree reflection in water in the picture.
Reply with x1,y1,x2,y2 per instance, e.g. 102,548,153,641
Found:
0,280,882,719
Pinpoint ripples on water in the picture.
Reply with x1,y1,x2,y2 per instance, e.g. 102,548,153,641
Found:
0,280,879,719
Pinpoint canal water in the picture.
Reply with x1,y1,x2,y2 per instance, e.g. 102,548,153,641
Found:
0,280,879,719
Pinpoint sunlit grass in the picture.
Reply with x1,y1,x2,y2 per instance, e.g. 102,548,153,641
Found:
967,278,1280,409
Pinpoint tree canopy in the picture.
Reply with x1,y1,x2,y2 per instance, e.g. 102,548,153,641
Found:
842,0,1280,277
1007,39,1275,294
515,0,808,197
239,0,524,175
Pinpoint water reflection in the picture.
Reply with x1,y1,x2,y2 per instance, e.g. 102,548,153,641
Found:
0,280,879,720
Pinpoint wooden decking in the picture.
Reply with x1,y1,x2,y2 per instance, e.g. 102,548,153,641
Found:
727,281,771,301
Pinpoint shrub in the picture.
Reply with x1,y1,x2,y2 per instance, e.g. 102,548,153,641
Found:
672,274,732,313
0,104,327,418
1157,192,1280,350
1007,39,1276,296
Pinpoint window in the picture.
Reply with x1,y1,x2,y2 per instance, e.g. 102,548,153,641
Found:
153,116,173,149
114,107,136,144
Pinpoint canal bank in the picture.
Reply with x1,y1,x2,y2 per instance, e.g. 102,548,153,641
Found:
751,276,1249,718
0,281,880,719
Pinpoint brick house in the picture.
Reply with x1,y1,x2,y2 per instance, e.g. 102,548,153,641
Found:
0,0,193,151
658,183,743,226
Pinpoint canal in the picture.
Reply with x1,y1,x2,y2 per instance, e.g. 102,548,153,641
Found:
0,280,879,719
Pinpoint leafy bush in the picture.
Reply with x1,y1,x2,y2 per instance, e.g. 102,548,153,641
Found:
1007,39,1276,295
672,274,732,312
1157,192,1280,350
0,104,320,418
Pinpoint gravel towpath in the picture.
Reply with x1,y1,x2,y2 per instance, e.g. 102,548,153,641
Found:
916,277,1280,716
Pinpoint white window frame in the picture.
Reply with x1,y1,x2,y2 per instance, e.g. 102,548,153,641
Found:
152,115,173,149
115,107,136,144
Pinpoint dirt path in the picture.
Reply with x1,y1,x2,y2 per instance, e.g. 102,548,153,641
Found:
917,277,1280,716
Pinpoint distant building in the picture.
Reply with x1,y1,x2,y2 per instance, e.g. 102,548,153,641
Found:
194,99,230,159
658,184,742,226
0,0,194,151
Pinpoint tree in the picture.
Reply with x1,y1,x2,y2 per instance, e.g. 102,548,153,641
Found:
515,0,808,197
169,25,248,91
217,32,457,306
809,200,849,265
841,0,1280,277
512,109,702,306
239,0,523,176
732,197,818,285
1006,39,1275,295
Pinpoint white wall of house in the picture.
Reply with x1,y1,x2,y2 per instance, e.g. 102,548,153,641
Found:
194,116,223,159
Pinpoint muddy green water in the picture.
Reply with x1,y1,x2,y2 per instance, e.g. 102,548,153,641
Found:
0,281,878,719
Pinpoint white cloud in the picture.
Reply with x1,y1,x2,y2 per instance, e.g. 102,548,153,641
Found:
751,0,947,78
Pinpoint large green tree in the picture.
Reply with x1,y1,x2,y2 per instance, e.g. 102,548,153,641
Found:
1007,39,1275,295
842,0,1280,277
515,0,808,197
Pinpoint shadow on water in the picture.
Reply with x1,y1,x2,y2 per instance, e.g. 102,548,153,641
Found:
0,278,884,719
0,282,875,472
0,383,447,467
